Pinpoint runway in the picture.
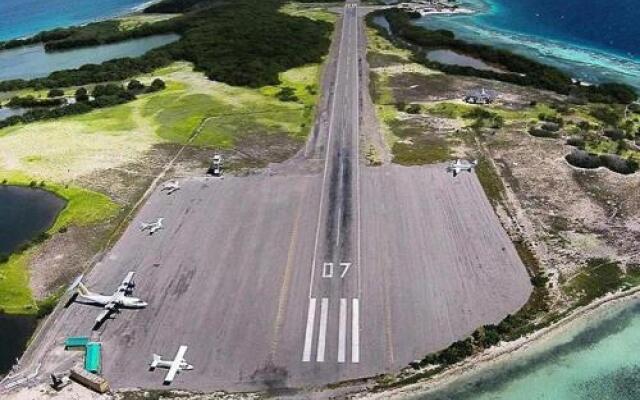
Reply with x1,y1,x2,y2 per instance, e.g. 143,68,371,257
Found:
15,0,531,393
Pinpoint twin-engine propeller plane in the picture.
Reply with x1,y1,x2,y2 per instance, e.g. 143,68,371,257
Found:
68,272,147,329
140,218,164,235
447,159,478,177
150,345,193,385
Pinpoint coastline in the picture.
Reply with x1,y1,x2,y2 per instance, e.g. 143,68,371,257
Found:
0,0,162,43
415,0,640,90
360,286,640,399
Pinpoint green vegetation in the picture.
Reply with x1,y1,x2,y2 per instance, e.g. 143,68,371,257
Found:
474,157,505,205
392,138,451,165
563,258,640,306
0,253,34,314
368,9,637,104
0,0,333,91
0,19,178,52
0,173,118,315
0,80,166,129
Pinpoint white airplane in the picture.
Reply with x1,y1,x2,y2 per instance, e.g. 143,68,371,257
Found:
161,180,180,195
447,159,478,177
150,345,193,385
140,218,164,234
72,272,147,327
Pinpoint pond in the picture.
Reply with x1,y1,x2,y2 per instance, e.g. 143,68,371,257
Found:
0,186,65,376
0,33,180,81
425,49,504,73
0,315,37,376
372,15,392,35
0,185,66,255
0,107,27,122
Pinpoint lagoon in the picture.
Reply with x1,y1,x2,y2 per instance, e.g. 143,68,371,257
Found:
415,0,640,90
425,50,503,73
0,107,28,122
0,33,179,81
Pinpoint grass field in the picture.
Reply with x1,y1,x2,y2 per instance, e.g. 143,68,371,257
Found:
0,59,326,313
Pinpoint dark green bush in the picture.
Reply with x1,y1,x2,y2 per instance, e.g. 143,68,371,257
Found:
566,149,601,169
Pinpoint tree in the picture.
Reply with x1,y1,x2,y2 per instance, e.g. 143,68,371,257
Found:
148,78,166,92
75,87,89,102
127,79,145,92
47,88,64,98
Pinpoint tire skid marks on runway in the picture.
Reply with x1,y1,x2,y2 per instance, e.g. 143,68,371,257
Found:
302,297,360,364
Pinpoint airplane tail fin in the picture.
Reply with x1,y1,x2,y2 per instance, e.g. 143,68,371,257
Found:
150,354,161,369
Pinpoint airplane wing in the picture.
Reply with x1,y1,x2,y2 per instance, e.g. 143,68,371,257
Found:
95,307,113,326
164,346,188,384
117,272,135,293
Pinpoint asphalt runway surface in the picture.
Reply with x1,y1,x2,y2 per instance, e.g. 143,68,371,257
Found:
15,1,531,393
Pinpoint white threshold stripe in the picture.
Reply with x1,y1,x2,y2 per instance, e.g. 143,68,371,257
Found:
317,298,329,362
302,298,317,362
352,298,360,363
338,298,347,363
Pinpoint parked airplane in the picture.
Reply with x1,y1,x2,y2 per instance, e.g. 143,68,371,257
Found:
150,345,193,385
140,218,164,234
447,159,478,177
161,180,180,194
71,272,147,328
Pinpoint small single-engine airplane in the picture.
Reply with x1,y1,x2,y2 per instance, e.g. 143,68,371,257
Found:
150,345,193,385
140,218,164,234
446,159,478,177
161,180,180,195
70,272,147,328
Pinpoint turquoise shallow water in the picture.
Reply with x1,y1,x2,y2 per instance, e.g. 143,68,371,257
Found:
412,298,640,400
415,0,640,90
0,0,153,41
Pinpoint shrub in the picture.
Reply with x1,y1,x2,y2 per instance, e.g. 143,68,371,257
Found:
47,88,64,98
529,127,559,138
75,87,89,102
276,87,298,102
599,154,638,174
604,129,625,140
566,136,585,148
127,79,145,92
148,78,166,92
406,103,421,114
566,149,601,169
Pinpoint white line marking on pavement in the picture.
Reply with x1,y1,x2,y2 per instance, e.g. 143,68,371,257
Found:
308,6,348,299
322,262,334,278
338,298,347,363
302,298,317,362
340,262,352,279
317,298,329,362
352,298,360,363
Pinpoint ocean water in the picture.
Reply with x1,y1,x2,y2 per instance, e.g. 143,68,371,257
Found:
412,298,640,400
415,0,640,90
0,0,154,41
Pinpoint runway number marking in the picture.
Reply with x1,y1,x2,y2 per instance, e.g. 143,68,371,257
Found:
340,262,351,278
321,262,352,279
322,262,334,278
